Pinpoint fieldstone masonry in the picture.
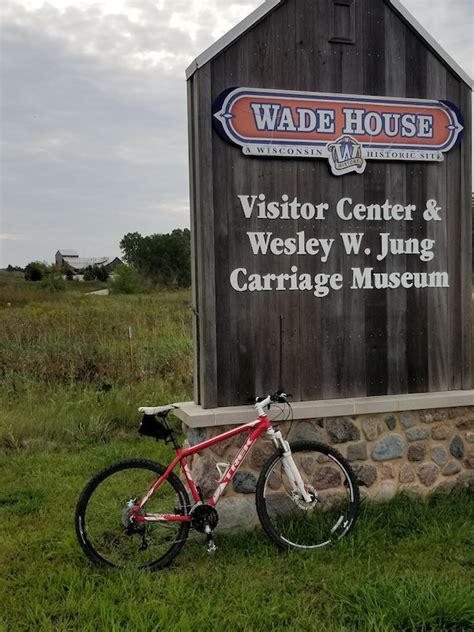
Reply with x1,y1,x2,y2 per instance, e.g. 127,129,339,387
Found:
182,406,474,530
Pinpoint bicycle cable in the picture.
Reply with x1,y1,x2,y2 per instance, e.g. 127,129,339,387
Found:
283,400,294,441
268,398,294,442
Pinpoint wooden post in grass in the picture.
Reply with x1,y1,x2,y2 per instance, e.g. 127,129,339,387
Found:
128,326,134,377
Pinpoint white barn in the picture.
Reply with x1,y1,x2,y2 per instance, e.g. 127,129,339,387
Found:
55,250,122,273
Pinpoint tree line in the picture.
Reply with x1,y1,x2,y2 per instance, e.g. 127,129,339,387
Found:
120,228,190,288
10,228,191,292
20,262,110,282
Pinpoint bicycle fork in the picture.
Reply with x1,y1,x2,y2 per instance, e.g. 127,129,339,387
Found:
267,428,314,504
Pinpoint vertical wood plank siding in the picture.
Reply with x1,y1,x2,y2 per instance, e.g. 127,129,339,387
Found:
187,79,200,404
404,16,428,392
461,90,473,389
190,67,218,407
425,53,448,392
188,0,472,407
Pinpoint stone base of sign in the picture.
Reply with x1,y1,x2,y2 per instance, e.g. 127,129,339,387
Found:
176,393,474,531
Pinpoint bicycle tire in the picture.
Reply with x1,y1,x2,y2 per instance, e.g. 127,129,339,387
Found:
256,441,359,550
75,459,190,570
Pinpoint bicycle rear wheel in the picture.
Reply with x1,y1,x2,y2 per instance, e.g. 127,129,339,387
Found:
75,459,190,570
256,441,359,550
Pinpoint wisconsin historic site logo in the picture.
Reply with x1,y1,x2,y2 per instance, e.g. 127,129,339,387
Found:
327,136,365,175
213,87,464,176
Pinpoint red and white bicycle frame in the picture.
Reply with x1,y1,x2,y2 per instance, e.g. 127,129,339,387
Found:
132,398,312,524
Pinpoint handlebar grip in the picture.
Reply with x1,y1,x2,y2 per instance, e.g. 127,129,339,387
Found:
251,391,292,406
251,392,293,403
272,392,292,403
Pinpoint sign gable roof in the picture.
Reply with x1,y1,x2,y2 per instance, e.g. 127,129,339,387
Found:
185,0,472,89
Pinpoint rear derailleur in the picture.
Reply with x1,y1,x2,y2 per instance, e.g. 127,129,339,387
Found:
122,498,148,550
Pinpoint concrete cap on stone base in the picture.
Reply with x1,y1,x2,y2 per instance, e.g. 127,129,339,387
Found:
175,390,474,429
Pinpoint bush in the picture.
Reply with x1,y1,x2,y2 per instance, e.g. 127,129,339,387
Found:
95,266,109,282
24,261,49,282
39,274,66,292
83,266,95,282
108,264,142,294
83,265,109,282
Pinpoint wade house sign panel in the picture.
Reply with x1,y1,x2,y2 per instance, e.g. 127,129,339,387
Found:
186,0,472,410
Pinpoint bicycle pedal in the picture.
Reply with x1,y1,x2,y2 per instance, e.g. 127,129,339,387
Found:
205,525,217,554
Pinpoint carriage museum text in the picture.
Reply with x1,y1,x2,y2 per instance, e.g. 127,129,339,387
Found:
230,194,449,298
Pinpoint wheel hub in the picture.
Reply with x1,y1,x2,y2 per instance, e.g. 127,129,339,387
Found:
121,498,142,533
290,486,319,510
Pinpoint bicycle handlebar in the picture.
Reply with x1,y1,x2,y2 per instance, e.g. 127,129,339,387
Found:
254,391,291,415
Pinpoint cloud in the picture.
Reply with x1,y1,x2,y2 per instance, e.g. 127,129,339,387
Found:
402,0,473,75
1,0,197,265
0,233,30,241
2,0,264,266
0,0,472,267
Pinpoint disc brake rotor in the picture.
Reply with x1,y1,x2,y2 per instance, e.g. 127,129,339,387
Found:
290,486,319,510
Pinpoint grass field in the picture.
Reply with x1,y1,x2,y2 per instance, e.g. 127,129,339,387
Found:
1,440,473,632
1,273,473,631
0,273,193,451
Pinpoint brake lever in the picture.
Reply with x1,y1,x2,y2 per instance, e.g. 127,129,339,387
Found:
272,391,292,403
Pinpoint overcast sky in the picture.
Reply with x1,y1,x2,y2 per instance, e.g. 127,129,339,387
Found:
0,0,472,267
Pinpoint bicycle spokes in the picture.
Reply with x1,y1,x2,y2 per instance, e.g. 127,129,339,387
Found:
257,442,358,549
76,461,190,570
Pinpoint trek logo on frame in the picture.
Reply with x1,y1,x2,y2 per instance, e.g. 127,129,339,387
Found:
213,87,464,176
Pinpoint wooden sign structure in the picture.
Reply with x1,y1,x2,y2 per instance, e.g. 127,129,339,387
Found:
187,0,472,409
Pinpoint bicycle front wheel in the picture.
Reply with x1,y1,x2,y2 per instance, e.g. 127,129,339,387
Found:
256,441,359,550
75,459,190,570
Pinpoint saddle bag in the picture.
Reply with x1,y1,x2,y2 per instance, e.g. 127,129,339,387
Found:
138,415,172,441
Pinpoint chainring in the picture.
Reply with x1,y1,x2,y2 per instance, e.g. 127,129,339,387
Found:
191,504,219,533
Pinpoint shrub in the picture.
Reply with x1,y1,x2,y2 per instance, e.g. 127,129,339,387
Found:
39,274,66,292
83,265,109,282
83,266,95,282
108,264,142,294
95,266,109,282
24,261,49,282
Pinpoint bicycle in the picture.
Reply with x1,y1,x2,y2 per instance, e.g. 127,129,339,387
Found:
75,391,360,570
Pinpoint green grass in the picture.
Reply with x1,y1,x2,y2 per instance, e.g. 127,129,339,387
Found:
0,275,473,630
1,274,473,450
0,441,473,631
0,275,193,452
0,270,107,305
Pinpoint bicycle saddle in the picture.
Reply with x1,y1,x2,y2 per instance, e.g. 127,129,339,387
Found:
138,404,179,415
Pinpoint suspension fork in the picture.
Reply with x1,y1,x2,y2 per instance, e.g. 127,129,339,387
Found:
267,428,313,503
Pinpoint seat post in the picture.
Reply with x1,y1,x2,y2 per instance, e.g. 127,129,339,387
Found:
160,413,181,451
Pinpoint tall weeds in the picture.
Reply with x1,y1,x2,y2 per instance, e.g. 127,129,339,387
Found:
0,280,193,451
